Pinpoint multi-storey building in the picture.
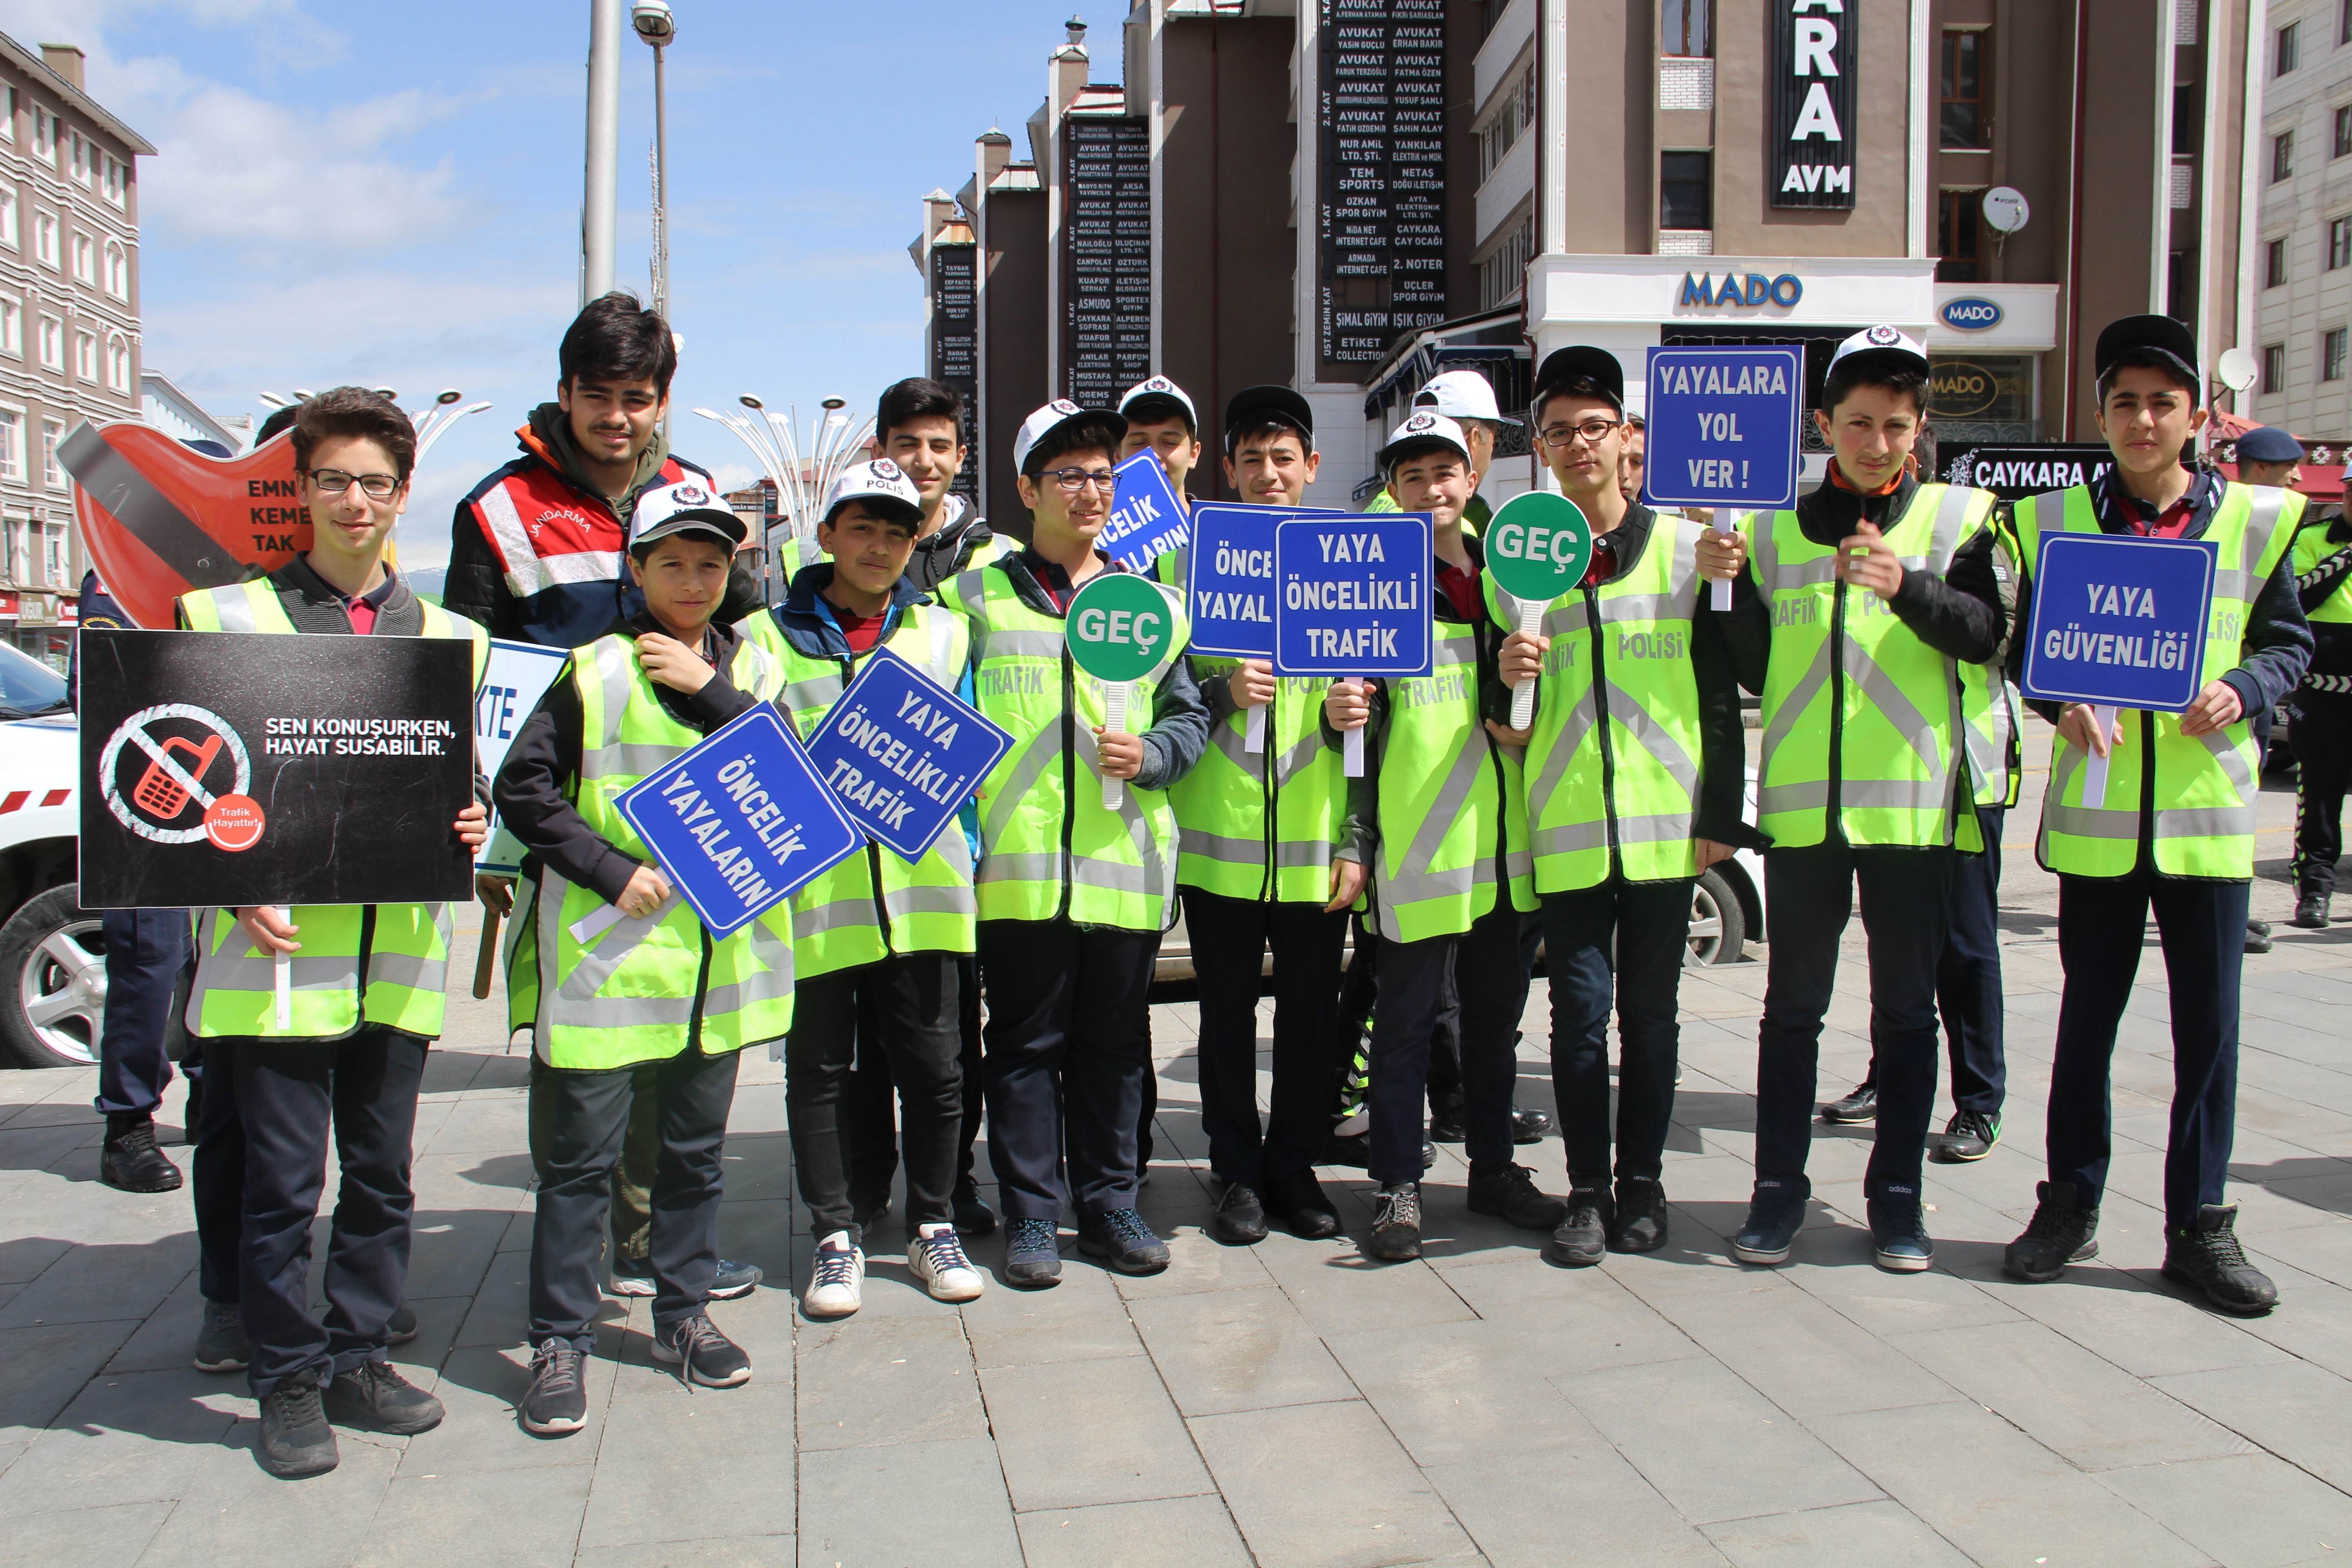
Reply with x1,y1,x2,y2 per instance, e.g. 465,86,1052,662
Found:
0,34,148,666
2250,0,2352,485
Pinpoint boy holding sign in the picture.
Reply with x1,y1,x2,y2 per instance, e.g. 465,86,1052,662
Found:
494,484,791,1430
1998,316,2311,1312
1697,328,2007,1274
949,402,1208,1287
1491,346,1761,1265
738,459,989,1317
1323,412,1561,1261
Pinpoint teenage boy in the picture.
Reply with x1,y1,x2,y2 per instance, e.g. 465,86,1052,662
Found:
739,460,986,1316
1699,327,2006,1274
1120,375,1202,507
1363,369,1515,530
495,481,792,1432
1492,348,1760,1264
949,400,1209,1287
1323,411,1562,1262
877,376,1009,595
1161,387,1363,1245
2290,466,2352,931
2000,315,2311,1313
178,387,491,1478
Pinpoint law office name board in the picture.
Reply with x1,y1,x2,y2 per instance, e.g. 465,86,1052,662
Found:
1317,0,1447,374
1063,115,1152,410
1771,0,1857,209
926,241,980,501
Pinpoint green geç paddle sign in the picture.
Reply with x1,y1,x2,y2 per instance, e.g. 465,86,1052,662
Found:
1484,491,1595,730
1067,571,1176,808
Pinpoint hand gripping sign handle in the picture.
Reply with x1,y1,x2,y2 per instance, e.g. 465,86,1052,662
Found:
1245,701,1267,755
569,895,672,947
1508,598,1545,733
2081,705,2117,809
1102,682,1128,811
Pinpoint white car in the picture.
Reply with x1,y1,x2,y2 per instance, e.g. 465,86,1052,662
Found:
0,642,109,1071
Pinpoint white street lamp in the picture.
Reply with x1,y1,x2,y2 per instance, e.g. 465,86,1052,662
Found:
691,394,876,583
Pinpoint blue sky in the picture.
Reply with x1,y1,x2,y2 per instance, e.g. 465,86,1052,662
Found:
22,0,1105,568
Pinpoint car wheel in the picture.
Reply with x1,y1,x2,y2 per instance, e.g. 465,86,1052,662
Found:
0,885,108,1069
1685,867,1748,967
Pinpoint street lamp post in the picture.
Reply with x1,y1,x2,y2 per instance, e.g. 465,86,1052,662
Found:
691,394,876,583
633,1,675,323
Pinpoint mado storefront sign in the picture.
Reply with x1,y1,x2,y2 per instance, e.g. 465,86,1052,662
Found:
1941,296,2004,331
1677,270,1805,310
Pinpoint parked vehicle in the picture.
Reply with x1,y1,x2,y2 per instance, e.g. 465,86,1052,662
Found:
0,642,102,1070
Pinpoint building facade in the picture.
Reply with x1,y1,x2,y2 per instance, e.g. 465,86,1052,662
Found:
0,35,147,666
2250,0,2352,472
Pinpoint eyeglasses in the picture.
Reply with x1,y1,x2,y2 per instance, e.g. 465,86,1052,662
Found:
1040,467,1118,494
306,469,402,500
1537,419,1624,449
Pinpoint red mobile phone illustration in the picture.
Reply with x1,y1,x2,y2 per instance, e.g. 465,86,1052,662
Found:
132,733,224,819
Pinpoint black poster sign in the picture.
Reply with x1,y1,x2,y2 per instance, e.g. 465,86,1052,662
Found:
78,627,476,909
1063,116,1152,408
1771,0,1857,210
1318,0,1447,372
1941,443,2117,500
927,242,980,500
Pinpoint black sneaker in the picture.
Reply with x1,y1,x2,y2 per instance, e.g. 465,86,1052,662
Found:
1264,1169,1341,1240
2246,920,2274,955
2293,892,2332,930
1366,1182,1422,1261
1542,1186,1612,1268
1867,1199,1935,1273
2162,1204,2279,1315
1820,1084,1877,1124
323,1359,445,1435
1511,1106,1554,1144
386,1303,419,1345
1320,1130,1437,1171
1466,1162,1568,1231
519,1338,588,1436
1002,1217,1063,1289
1731,1184,1807,1265
1210,1182,1269,1246
2003,1181,2101,1282
193,1300,251,1373
1931,1109,2002,1164
1609,1176,1670,1254
1427,1094,1468,1143
1078,1208,1171,1274
612,1256,763,1300
652,1314,753,1387
100,1113,182,1194
952,1183,998,1237
257,1373,337,1478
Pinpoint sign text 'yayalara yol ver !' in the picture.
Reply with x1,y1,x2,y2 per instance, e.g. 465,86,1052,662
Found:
804,647,1013,863
78,627,476,910
1643,346,1804,511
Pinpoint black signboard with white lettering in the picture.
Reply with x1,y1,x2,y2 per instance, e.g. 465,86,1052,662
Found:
77,627,475,909
1942,443,2117,501
926,242,980,500
1063,116,1151,409
1318,0,1447,373
1771,0,1857,209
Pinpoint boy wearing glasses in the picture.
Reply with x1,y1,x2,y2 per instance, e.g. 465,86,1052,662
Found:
1493,347,1760,1265
177,388,491,1478
948,401,1209,1287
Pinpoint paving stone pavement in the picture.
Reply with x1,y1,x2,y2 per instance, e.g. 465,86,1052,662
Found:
3,728,2352,1566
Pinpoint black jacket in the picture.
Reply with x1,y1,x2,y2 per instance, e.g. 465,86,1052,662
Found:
902,497,1002,596
2293,511,2352,683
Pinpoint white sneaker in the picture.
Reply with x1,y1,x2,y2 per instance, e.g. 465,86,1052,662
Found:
908,1224,985,1303
803,1233,864,1318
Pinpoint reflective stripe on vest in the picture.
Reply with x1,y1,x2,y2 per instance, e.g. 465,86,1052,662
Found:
1746,484,1990,849
950,562,1187,929
1491,514,1704,892
2016,481,2300,878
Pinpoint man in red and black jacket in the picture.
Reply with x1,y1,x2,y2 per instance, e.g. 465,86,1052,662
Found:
443,291,762,646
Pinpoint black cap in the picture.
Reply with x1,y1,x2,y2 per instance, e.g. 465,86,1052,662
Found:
2094,314,2201,391
1223,384,1315,451
1532,345,1625,413
2235,424,2306,464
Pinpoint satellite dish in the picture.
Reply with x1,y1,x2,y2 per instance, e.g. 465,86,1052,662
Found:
1982,187,2030,235
2217,346,2259,395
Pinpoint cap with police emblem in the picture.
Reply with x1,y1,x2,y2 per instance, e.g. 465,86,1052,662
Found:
822,458,925,529
1412,368,1522,428
629,477,748,554
1377,410,1474,473
1011,398,1128,476
1825,324,1931,382
1119,375,1198,435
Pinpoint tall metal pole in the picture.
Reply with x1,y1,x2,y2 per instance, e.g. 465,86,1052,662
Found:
652,43,669,321
583,0,622,304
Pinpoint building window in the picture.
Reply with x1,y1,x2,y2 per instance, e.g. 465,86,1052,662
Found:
39,420,63,490
1480,215,1535,310
0,412,17,483
107,337,129,392
35,316,60,372
1663,0,1710,56
2264,343,2287,392
0,88,13,142
2326,327,2349,382
2280,20,2302,74
1477,68,1534,183
2276,131,2296,181
73,331,94,382
0,190,14,250
1938,190,1983,282
103,241,127,300
2269,237,2289,287
44,525,63,586
1660,151,1711,231
2334,218,2352,270
0,299,16,357
32,212,56,270
68,133,90,187
29,108,52,164
102,156,126,207
1940,32,1989,150
69,232,92,285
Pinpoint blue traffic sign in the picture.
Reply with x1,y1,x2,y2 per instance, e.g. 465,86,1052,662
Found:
1272,513,1434,678
1186,505,1286,659
1101,451,1192,572
804,646,1012,862
1642,345,1804,510
613,703,862,938
2020,532,2218,713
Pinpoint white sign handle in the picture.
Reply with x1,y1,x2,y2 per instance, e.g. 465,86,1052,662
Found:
1245,701,1267,755
569,894,671,947
1508,598,1545,732
1711,577,1732,612
1336,677,1367,778
271,906,291,1029
1102,681,1128,811
2081,704,2117,808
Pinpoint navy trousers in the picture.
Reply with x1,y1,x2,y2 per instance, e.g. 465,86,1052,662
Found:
94,907,189,1117
1182,888,1347,1188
